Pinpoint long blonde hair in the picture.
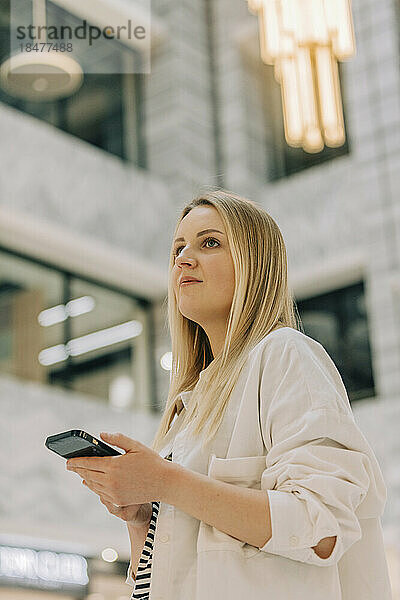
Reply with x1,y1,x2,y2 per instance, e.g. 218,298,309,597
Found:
151,189,302,454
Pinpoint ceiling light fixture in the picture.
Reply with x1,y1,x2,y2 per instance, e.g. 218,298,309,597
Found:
247,0,356,153
0,0,83,101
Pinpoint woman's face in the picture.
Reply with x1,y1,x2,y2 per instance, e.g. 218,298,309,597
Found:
172,205,235,332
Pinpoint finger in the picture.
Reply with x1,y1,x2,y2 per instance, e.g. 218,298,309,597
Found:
98,496,118,512
100,497,127,514
100,432,139,453
100,497,120,510
83,478,110,494
66,457,112,472
83,477,109,491
82,480,115,503
100,498,132,518
100,495,130,509
68,467,107,484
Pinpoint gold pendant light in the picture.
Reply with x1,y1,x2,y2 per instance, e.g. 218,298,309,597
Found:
247,0,356,153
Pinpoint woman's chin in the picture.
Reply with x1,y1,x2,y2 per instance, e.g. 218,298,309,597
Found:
178,307,203,322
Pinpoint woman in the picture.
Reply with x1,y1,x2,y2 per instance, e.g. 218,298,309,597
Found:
66,190,392,600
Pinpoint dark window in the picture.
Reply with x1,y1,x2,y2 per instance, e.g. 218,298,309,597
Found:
0,0,146,165
296,282,375,402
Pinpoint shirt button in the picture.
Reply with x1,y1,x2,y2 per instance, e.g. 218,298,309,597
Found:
290,535,299,546
160,534,169,542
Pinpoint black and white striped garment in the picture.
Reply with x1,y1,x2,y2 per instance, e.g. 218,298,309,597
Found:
131,452,173,600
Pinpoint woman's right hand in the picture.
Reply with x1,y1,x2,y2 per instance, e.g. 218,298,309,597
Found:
80,478,153,526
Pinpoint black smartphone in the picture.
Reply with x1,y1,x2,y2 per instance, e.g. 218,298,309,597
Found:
45,430,123,459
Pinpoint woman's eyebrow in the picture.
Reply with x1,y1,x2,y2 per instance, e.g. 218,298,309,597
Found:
174,229,225,244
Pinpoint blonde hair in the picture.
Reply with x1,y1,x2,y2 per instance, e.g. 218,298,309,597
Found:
151,188,302,454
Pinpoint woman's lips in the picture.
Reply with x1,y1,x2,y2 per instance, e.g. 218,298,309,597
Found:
180,281,202,286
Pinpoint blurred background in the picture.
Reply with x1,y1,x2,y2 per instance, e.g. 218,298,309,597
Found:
0,0,399,598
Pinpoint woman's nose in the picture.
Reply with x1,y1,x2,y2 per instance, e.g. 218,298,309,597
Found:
176,250,196,266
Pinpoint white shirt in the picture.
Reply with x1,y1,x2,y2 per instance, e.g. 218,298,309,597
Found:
126,327,392,600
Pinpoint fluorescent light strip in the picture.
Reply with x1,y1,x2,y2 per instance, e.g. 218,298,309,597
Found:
67,320,143,356
38,344,69,366
66,295,95,317
38,305,67,327
38,320,143,366
38,296,95,327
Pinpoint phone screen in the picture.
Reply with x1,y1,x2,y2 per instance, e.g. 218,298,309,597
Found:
50,437,96,456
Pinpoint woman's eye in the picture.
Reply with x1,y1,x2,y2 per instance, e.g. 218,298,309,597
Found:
204,237,219,249
174,237,219,257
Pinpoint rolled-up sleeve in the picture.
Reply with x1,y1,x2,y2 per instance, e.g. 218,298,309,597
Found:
257,337,379,567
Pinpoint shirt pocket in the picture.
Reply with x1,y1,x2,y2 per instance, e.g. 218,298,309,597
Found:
197,454,267,558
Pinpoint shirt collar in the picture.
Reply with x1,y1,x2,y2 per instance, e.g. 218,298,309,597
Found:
176,365,210,410
178,390,192,410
